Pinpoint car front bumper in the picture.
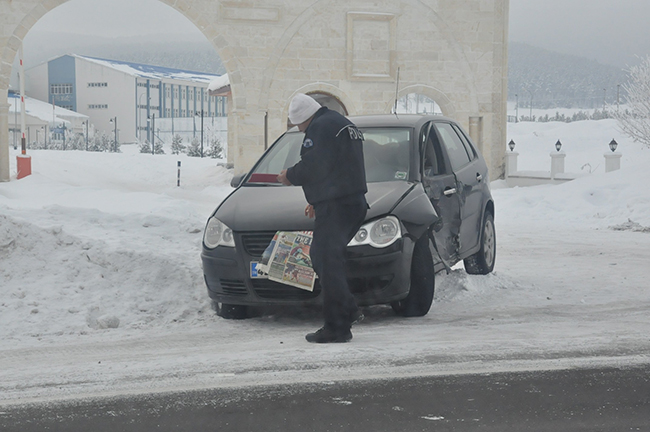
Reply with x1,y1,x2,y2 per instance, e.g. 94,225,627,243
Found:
201,231,415,307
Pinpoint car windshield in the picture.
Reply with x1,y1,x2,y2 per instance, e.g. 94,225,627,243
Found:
247,128,411,184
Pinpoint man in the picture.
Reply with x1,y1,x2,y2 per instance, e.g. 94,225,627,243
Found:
277,93,368,343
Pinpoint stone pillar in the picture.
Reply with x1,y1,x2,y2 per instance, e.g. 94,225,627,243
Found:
505,151,518,177
550,152,566,179
604,152,622,173
469,116,483,154
0,102,10,182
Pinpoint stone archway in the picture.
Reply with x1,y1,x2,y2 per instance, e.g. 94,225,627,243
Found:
2,0,509,181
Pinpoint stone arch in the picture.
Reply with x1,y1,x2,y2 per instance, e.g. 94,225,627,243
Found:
389,84,457,119
0,0,242,181
283,83,357,124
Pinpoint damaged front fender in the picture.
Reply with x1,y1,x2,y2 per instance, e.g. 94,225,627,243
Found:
391,183,439,240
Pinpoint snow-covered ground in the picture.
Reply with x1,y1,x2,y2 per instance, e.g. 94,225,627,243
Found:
1,119,649,405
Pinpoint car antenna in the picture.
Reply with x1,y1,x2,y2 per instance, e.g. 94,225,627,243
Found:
392,67,400,119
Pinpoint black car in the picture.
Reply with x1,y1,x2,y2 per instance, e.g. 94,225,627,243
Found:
201,114,495,319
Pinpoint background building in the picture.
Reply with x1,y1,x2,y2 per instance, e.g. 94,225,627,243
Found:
25,54,227,145
7,90,90,150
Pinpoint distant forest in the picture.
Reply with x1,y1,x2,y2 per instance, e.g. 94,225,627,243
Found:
508,42,628,109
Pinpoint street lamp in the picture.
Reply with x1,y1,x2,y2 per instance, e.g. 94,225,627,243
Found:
195,110,204,158
83,120,89,151
109,117,118,152
59,123,67,150
508,139,516,152
609,139,618,152
555,140,562,152
515,93,519,123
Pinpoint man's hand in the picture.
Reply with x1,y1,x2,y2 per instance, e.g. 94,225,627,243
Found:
304,204,315,219
277,169,292,186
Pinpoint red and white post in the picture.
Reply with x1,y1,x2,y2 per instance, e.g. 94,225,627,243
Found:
16,43,31,179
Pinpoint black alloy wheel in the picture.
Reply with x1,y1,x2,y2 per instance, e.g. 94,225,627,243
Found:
464,211,496,275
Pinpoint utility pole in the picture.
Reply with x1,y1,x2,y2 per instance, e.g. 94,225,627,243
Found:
515,93,519,122
151,113,156,155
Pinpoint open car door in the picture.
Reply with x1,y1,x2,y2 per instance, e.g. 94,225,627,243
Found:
419,121,462,264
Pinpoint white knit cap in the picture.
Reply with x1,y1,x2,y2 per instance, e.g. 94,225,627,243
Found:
288,93,321,125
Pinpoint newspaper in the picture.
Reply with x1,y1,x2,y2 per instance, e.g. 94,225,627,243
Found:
257,231,316,291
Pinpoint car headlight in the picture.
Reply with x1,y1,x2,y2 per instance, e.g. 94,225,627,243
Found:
348,216,401,248
203,217,235,248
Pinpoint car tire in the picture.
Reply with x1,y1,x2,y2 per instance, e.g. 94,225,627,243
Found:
464,211,496,275
391,235,435,317
212,300,248,319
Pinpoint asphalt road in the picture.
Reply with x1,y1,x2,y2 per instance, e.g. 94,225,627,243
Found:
2,365,648,432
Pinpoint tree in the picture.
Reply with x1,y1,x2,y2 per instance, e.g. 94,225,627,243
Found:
88,133,110,152
171,134,186,155
206,137,224,159
614,56,650,148
139,140,151,153
186,137,202,157
139,139,165,155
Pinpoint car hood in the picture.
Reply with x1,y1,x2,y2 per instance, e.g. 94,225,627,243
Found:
215,182,415,232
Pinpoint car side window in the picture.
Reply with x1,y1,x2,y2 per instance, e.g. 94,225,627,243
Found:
421,123,446,176
452,124,477,160
434,122,472,171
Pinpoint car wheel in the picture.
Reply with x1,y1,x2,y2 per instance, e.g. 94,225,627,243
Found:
391,235,435,317
212,300,248,319
464,211,496,275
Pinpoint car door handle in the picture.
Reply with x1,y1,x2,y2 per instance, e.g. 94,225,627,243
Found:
476,173,483,182
443,187,457,196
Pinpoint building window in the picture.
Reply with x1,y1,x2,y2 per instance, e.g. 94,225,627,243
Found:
166,108,171,117
88,82,108,87
174,88,179,99
50,84,73,94
88,104,108,109
166,88,171,98
174,108,179,117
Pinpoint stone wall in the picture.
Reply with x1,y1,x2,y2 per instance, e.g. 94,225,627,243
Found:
1,0,508,181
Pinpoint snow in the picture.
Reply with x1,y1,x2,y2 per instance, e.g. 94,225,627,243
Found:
208,74,230,92
7,94,87,127
1,119,650,405
76,54,220,84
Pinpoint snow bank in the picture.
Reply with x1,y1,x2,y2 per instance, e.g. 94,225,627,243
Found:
0,119,649,402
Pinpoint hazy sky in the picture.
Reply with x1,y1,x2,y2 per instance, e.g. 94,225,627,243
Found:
509,0,650,67
25,0,650,68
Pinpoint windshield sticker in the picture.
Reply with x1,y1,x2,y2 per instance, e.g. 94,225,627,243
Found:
395,171,407,180
303,138,314,148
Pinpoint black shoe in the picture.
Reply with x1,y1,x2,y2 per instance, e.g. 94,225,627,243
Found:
305,327,352,343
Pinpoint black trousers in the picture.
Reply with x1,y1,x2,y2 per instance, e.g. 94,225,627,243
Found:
311,193,367,332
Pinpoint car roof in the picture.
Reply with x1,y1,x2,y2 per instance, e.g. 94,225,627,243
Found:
285,113,457,133
348,114,456,128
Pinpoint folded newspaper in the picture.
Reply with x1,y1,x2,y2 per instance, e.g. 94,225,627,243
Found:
257,231,316,291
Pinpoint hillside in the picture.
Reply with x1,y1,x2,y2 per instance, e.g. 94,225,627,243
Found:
508,42,627,109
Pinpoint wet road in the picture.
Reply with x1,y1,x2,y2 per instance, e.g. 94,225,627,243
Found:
2,365,648,431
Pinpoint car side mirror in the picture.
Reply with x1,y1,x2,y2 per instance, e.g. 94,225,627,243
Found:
230,173,246,188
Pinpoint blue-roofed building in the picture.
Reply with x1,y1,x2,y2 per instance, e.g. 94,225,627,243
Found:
25,54,227,145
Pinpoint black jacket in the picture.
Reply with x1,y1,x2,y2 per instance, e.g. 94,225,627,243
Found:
286,107,367,205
